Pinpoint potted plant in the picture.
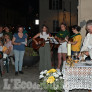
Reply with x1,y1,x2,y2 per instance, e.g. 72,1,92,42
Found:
39,69,64,92
23,47,39,67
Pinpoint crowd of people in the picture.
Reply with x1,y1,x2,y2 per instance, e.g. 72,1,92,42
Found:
33,20,92,72
0,20,92,76
0,25,27,76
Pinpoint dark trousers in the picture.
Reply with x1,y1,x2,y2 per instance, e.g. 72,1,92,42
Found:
0,59,3,71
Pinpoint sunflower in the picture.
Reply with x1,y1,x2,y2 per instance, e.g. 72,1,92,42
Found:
47,76,55,84
47,69,57,74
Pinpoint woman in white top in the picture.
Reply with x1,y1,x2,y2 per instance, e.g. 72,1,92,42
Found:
33,25,51,71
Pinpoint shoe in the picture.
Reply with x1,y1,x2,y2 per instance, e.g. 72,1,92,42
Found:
19,71,24,74
15,72,18,76
56,69,60,72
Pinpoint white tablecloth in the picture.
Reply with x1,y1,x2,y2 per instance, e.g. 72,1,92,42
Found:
63,61,92,92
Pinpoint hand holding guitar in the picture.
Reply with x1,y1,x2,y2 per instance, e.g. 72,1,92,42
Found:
65,37,68,42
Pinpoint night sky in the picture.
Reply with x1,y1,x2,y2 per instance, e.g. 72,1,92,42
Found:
0,0,39,15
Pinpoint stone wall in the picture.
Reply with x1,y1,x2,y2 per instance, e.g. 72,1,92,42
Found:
78,0,92,40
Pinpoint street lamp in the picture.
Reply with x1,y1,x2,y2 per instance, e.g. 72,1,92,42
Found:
35,19,39,25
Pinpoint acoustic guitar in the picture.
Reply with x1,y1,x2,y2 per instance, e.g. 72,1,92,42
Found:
69,38,73,42
32,38,49,50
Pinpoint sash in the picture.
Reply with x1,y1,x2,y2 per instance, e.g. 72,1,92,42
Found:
70,33,81,38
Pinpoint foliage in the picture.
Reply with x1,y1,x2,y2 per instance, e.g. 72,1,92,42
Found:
25,47,39,56
39,69,64,92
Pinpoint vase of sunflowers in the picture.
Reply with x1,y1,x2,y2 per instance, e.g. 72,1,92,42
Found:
39,69,64,92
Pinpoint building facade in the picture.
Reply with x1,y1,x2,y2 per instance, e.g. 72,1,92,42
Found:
78,0,92,39
39,0,78,32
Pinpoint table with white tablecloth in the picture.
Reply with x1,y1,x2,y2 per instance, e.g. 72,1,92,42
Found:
62,61,92,92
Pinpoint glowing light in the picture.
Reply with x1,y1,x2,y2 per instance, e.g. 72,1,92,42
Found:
35,19,39,25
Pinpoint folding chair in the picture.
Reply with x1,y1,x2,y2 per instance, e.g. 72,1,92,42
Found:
3,54,9,73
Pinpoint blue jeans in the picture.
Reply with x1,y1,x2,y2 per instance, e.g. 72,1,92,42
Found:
71,51,80,56
14,50,25,72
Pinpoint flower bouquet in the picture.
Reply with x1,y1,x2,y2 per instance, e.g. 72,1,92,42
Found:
39,69,64,92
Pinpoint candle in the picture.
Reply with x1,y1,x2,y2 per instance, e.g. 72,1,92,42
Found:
67,43,71,56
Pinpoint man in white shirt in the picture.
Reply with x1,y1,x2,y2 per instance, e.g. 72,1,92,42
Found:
80,20,92,59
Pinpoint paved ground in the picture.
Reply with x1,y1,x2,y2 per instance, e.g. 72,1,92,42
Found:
0,63,89,92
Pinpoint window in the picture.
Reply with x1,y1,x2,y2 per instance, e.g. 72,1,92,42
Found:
53,20,59,32
49,0,62,10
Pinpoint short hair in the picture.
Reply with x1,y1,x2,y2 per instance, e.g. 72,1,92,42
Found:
72,25,81,32
86,20,92,28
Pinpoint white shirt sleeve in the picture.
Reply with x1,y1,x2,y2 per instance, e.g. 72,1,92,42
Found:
81,36,88,52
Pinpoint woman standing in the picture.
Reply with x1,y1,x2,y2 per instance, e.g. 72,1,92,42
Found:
56,23,70,72
12,26,27,76
33,25,52,71
68,25,82,55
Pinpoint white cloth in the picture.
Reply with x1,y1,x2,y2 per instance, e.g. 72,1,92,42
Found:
3,53,7,58
81,33,92,59
0,33,3,38
81,33,91,51
58,42,67,53
49,37,59,44
63,61,92,92
40,32,49,43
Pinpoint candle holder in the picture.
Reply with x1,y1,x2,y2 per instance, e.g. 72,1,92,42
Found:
67,43,74,66
67,56,74,67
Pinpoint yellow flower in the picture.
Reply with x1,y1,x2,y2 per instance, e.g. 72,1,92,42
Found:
60,34,63,36
47,69,57,73
47,76,55,84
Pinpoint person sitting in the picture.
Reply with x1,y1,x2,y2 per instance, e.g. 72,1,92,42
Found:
0,25,4,41
79,20,92,60
4,26,13,40
4,34,14,65
0,41,8,74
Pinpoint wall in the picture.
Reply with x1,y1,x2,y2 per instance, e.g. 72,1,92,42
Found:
39,0,78,32
78,0,92,40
